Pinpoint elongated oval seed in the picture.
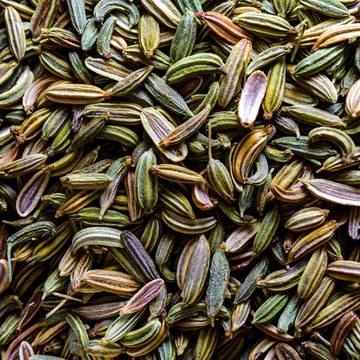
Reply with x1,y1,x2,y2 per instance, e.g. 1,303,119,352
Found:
4,6,26,62
16,169,50,217
177,235,210,306
238,70,267,128
45,83,111,104
301,178,360,207
326,260,360,282
120,279,165,315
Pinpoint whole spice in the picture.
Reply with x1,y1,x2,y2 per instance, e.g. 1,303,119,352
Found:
0,0,359,358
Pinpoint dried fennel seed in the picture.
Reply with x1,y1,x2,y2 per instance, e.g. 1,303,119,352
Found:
0,0,360,359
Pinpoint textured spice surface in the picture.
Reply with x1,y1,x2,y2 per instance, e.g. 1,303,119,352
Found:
0,0,360,359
